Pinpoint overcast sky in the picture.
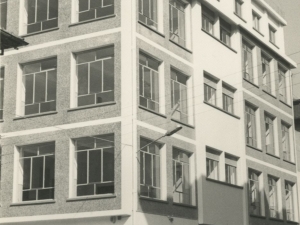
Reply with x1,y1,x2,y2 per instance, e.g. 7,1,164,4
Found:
264,0,300,100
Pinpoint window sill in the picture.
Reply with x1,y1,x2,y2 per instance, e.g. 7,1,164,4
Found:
10,200,56,207
243,78,259,89
139,196,168,204
20,27,59,38
249,214,266,219
169,39,192,54
262,89,276,99
203,101,240,120
66,194,116,202
279,99,292,108
171,118,195,129
201,29,237,53
67,101,116,112
233,12,247,23
269,41,280,49
283,159,296,165
69,14,116,27
266,152,280,159
246,144,262,152
173,202,197,209
0,119,3,123
287,220,299,224
206,178,243,189
13,111,58,121
139,105,167,118
138,21,165,38
269,217,283,222
253,27,264,37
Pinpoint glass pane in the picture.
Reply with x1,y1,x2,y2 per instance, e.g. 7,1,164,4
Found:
42,18,57,30
27,0,36,24
40,101,56,113
139,53,147,66
23,190,36,201
25,104,39,115
77,184,94,196
174,162,182,191
47,70,57,101
77,51,95,64
79,0,88,12
140,152,144,184
145,153,152,185
36,0,48,22
38,188,54,200
32,157,44,188
96,5,114,17
151,71,159,102
24,62,40,74
139,65,143,95
34,72,47,103
78,94,95,106
152,155,160,187
77,151,87,184
172,7,179,35
96,46,114,59
25,74,34,104
41,58,56,71
89,149,102,183
39,142,54,155
139,96,147,108
90,60,102,94
44,155,55,187
77,64,89,95
23,144,39,157
144,67,151,99
96,91,114,103
0,1,7,29
96,183,114,194
76,137,94,150
90,0,101,9
49,0,58,18
149,187,160,199
174,82,180,105
143,0,150,18
79,10,95,21
103,58,114,91
103,148,114,182
140,185,148,197
95,134,114,148
22,158,31,190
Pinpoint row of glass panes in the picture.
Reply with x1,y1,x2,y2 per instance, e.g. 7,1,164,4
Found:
249,169,296,221
245,103,292,161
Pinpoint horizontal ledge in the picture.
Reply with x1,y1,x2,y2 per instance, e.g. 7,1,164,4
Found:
169,39,192,54
253,27,264,37
20,27,59,38
138,105,167,118
206,178,243,189
269,217,284,222
172,202,197,209
269,41,280,49
249,214,266,219
262,89,277,99
233,12,247,23
67,101,116,112
279,99,292,108
171,118,195,129
13,111,58,120
243,78,260,88
286,220,299,224
67,194,116,202
203,101,240,119
283,159,296,165
201,29,237,53
69,14,116,27
246,144,263,152
138,21,165,38
10,200,56,207
266,152,280,159
139,196,168,204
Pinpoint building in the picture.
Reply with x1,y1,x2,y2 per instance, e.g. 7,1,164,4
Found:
0,0,298,225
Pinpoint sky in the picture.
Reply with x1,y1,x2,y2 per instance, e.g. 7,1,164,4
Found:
264,0,300,100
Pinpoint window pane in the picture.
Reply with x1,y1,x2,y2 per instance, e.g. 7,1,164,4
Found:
96,4,114,17
96,46,114,59
103,58,114,91
79,0,88,12
42,18,57,30
103,148,114,182
77,151,87,184
90,0,101,9
44,155,55,187
96,183,114,194
23,190,36,201
34,72,46,103
96,91,114,103
152,155,160,187
76,137,94,150
89,149,102,183
46,70,57,101
77,51,95,64
32,157,44,189
151,71,159,102
0,0,7,29
90,60,102,94
22,158,31,190
95,134,114,148
77,184,94,196
144,67,151,99
48,0,58,19
145,153,152,185
77,64,89,95
27,0,36,24
38,188,54,200
24,74,34,104
36,0,48,22
40,101,56,112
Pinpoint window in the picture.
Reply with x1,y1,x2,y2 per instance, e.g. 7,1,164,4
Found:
173,148,191,204
282,123,291,161
0,0,7,29
0,67,4,120
140,138,161,199
169,0,186,47
220,18,231,46
278,66,287,102
139,52,160,112
206,148,220,180
139,0,157,29
268,176,279,218
262,55,271,93
23,0,58,34
249,169,261,215
245,104,257,147
22,58,57,115
222,84,234,114
265,114,275,155
225,154,237,185
75,46,114,107
285,181,295,221
73,134,114,197
77,0,114,22
202,5,214,35
243,42,254,82
235,0,243,17
18,142,55,202
252,12,260,31
204,74,217,106
171,69,188,123
269,25,276,44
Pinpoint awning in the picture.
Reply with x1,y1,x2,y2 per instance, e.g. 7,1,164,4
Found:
0,29,28,55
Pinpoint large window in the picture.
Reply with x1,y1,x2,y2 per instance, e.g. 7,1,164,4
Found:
18,142,55,202
140,138,161,199
249,169,261,216
75,46,114,107
282,123,291,161
206,149,220,180
269,25,276,44
243,42,254,82
285,181,295,221
77,0,114,22
225,154,237,185
73,134,114,197
23,0,58,34
0,67,4,120
204,74,217,106
202,5,214,35
171,69,188,123
173,148,191,204
220,18,231,47
22,58,57,115
252,11,260,31
235,0,243,17
265,114,275,155
278,66,287,102
245,104,257,147
222,84,234,114
169,0,186,47
268,176,279,218
139,0,157,29
0,0,7,29
139,52,160,112
262,55,271,93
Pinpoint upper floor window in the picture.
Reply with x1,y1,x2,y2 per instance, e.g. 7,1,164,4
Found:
75,46,114,107
204,74,217,106
169,0,186,47
235,0,243,17
278,66,287,102
77,0,114,22
17,142,55,202
249,169,261,216
265,114,275,155
139,0,157,29
222,84,235,114
268,176,280,219
269,25,276,44
22,58,57,115
261,54,271,93
285,181,295,222
73,134,114,197
140,137,162,199
171,69,188,123
282,123,291,161
220,18,231,47
245,103,257,148
23,0,58,34
206,148,220,180
243,42,254,82
0,0,7,29
225,154,237,185
252,11,260,31
202,5,214,35
0,67,4,120
139,52,160,112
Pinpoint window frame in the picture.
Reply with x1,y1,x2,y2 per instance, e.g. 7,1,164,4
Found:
0,0,7,30
220,18,231,47
222,84,235,114
261,54,272,93
242,41,254,82
269,25,276,44
265,113,275,155
245,103,257,148
268,175,280,219
249,169,262,216
278,66,287,103
285,181,295,222
138,0,158,29
252,11,260,31
235,0,243,17
202,5,215,35
281,122,291,162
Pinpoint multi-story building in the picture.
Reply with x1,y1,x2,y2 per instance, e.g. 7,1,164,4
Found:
0,0,298,225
